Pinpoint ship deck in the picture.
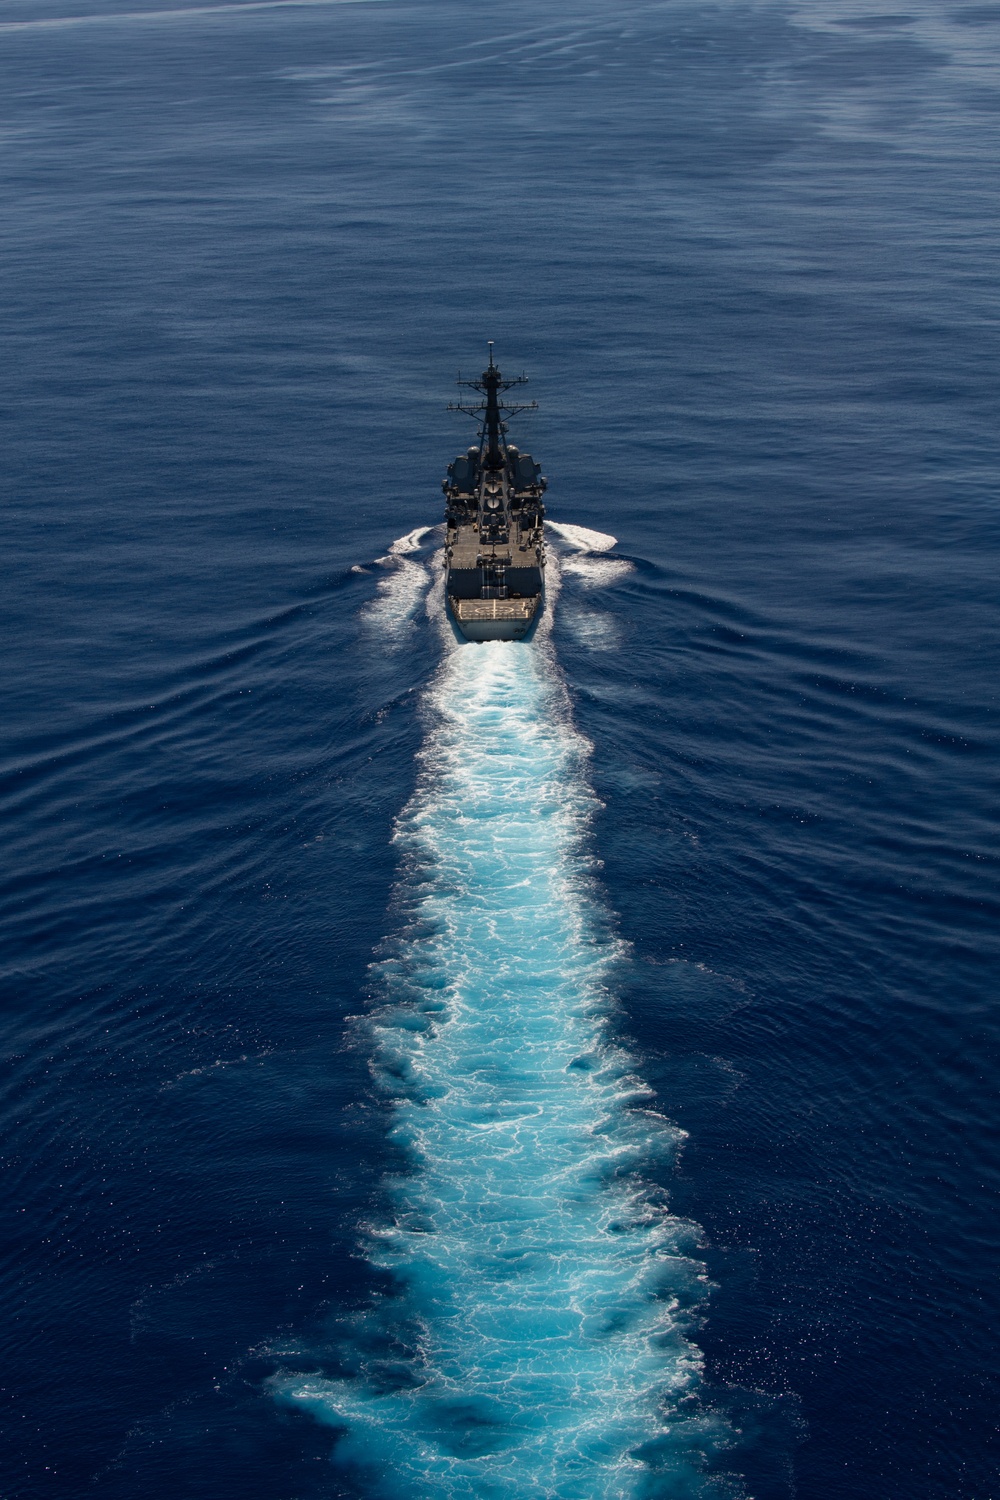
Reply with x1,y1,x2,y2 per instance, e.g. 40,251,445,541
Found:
451,597,538,623
447,521,539,569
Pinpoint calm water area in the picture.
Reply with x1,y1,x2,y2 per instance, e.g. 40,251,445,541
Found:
1,1,999,1496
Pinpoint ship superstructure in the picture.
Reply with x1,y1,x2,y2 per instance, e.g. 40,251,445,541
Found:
443,345,547,642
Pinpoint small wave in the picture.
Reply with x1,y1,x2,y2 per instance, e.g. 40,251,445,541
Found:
548,521,618,553
363,528,436,641
0,0,373,34
562,605,624,652
561,554,635,588
388,526,434,558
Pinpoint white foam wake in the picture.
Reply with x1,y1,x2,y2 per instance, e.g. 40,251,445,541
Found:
277,641,730,1497
547,521,634,590
386,527,434,558
363,528,435,640
547,522,619,553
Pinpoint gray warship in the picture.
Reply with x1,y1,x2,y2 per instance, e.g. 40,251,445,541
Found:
443,344,547,642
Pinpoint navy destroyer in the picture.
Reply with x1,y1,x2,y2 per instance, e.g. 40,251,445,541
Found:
443,344,547,642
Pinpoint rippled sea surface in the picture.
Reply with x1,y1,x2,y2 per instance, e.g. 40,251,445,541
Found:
2,1,999,1496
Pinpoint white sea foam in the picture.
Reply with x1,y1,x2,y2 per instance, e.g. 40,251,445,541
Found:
387,526,434,558
363,528,435,640
547,521,619,553
560,554,635,589
277,641,731,1497
547,521,634,587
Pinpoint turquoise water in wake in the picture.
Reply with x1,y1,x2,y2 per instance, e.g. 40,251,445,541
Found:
281,636,728,1497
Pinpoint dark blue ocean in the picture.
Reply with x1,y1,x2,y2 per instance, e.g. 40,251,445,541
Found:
2,1,999,1495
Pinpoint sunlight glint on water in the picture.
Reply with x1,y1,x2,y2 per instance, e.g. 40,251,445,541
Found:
280,639,730,1498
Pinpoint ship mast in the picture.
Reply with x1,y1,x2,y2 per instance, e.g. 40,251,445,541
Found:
483,343,503,471
449,341,537,472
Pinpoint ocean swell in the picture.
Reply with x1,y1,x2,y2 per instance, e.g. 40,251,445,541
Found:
277,638,731,1498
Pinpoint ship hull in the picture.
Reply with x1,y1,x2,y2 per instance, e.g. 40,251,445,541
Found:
447,592,541,642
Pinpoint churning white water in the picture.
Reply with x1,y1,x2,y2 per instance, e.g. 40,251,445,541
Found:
363,527,436,639
279,625,729,1498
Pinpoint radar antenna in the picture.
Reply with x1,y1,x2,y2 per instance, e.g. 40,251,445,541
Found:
449,342,537,472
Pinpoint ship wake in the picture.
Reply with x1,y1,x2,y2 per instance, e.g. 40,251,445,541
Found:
362,527,437,641
276,639,734,1498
